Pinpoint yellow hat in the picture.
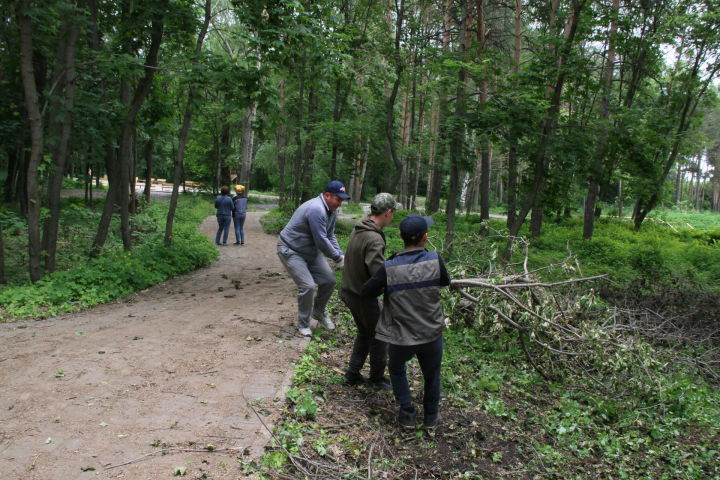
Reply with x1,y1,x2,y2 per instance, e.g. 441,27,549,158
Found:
235,184,245,193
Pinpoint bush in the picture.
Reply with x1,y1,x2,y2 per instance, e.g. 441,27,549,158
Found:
0,195,218,321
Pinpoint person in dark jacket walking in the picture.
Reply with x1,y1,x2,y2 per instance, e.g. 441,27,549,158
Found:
232,184,248,245
362,214,451,429
341,193,401,390
214,185,234,246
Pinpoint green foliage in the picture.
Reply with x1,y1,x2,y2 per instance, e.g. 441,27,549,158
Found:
259,207,293,235
286,387,318,420
0,195,217,321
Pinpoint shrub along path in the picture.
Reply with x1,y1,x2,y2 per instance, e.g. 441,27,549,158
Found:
0,212,307,479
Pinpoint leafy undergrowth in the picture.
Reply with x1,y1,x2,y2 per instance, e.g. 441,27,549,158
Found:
251,207,719,478
0,194,218,321
245,299,719,480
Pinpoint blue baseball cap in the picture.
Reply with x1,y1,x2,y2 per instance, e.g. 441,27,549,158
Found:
399,213,434,243
324,180,351,199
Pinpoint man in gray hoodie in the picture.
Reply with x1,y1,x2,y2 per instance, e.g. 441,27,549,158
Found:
340,193,401,389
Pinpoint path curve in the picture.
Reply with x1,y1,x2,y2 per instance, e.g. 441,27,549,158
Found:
0,212,305,479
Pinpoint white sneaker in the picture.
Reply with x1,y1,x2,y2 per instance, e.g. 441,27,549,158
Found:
317,316,335,330
298,327,312,337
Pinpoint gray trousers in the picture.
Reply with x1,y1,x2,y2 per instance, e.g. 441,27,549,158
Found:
277,242,336,329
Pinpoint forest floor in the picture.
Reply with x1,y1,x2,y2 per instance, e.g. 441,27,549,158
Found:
0,211,309,479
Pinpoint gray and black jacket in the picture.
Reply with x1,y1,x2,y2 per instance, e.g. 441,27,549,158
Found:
361,247,451,346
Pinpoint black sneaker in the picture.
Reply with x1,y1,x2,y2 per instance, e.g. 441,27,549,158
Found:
369,377,392,391
397,406,416,429
344,373,367,386
424,412,441,429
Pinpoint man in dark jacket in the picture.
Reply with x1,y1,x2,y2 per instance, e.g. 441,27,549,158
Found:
340,193,401,389
362,214,451,429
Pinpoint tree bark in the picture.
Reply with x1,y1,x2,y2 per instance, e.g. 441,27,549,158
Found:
0,220,5,284
300,88,318,203
425,98,441,213
477,0,490,222
91,9,164,255
583,0,619,240
239,101,256,187
164,0,211,246
505,0,584,259
384,0,405,192
17,0,44,283
506,0,523,229
143,139,154,204
277,78,288,207
117,16,164,250
633,54,720,229
444,0,472,254
43,10,80,272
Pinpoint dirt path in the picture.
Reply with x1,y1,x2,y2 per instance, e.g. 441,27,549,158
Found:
0,212,306,479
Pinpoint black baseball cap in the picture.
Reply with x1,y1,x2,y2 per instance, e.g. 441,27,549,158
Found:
324,180,351,199
399,213,434,243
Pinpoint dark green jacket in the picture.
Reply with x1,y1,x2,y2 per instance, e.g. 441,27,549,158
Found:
341,215,386,295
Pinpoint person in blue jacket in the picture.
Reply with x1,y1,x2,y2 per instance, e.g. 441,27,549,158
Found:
214,185,234,246
276,180,350,336
232,184,248,245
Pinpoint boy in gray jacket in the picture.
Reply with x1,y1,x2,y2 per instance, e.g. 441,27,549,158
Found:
362,214,451,429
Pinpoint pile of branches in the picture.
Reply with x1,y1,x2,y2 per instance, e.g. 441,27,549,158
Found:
447,237,719,393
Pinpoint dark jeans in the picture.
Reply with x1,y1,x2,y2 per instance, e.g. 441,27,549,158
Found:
340,288,388,381
388,335,443,415
215,214,231,244
233,214,246,243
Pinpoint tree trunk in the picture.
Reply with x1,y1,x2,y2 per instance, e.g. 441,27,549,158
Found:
583,0,619,240
505,0,584,258
634,58,720,229
17,0,44,283
291,68,305,206
444,0,472,255
506,0,523,229
0,218,5,284
117,16,164,250
4,124,23,203
300,88,318,203
277,78,288,207
477,0,490,222
239,101,256,187
385,0,405,192
143,139,154,204
43,13,80,272
92,11,164,255
425,98,442,213
165,0,211,246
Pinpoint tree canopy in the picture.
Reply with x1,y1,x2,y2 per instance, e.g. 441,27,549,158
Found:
1,0,719,281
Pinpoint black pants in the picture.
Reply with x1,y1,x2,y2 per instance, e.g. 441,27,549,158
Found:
340,288,388,381
388,335,443,415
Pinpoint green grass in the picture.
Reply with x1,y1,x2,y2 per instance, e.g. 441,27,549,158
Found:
648,207,720,230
